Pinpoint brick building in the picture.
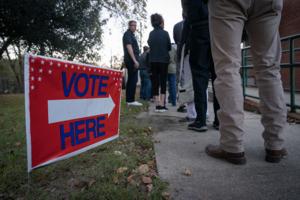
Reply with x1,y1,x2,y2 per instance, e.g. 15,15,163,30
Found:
245,0,300,91
279,0,300,91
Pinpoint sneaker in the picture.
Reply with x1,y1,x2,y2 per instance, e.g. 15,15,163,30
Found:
155,106,166,113
213,122,219,130
162,106,168,111
188,121,208,132
177,105,187,113
127,101,143,106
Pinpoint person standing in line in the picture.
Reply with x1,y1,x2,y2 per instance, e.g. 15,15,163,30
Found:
206,0,287,164
139,46,152,101
147,13,171,112
181,0,220,132
173,18,187,113
178,50,197,123
168,43,177,107
122,20,143,106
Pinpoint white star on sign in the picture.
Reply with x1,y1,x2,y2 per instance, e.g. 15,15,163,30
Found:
41,60,45,65
71,65,74,69
65,64,68,68
58,63,61,67
31,85,35,90
31,59,35,63
39,69,43,73
50,61,53,66
31,68,34,72
48,70,52,74
31,77,35,81
38,77,42,82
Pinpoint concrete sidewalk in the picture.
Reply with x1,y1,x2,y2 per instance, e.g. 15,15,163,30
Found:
141,103,300,200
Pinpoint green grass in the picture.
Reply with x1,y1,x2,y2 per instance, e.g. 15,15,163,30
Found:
0,94,168,199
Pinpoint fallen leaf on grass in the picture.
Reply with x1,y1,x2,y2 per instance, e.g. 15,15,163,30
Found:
113,176,119,184
147,160,155,168
162,192,171,199
127,175,134,182
142,176,152,184
127,175,137,186
183,168,192,176
114,150,122,156
149,169,159,178
88,179,96,187
138,164,149,174
15,142,21,147
147,184,153,192
117,167,128,174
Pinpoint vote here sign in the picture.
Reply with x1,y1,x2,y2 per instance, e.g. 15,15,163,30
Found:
24,54,122,172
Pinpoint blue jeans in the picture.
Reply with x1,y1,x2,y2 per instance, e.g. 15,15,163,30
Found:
168,73,177,106
140,69,152,100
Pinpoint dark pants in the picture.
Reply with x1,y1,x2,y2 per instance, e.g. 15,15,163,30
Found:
151,62,168,96
125,61,138,103
189,24,220,126
168,73,177,106
140,69,152,100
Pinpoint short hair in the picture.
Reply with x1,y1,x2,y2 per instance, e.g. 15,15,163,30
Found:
151,13,163,28
128,20,137,27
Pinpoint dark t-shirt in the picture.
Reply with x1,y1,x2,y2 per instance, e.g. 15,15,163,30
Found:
147,27,171,64
123,29,140,63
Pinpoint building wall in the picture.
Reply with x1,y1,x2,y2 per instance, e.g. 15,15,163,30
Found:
279,0,300,91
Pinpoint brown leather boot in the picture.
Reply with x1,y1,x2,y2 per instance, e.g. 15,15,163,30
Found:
205,145,246,165
265,148,288,163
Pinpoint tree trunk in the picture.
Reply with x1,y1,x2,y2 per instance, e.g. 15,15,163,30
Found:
0,37,13,59
15,44,24,93
5,49,22,93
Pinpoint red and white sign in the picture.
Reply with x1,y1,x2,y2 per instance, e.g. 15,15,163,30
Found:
24,54,122,172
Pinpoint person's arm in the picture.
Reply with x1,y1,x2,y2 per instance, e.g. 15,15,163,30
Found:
173,24,178,44
126,44,139,68
166,32,171,51
178,20,190,61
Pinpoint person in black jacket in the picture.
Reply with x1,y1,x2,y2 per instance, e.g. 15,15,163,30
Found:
181,0,220,131
147,13,171,112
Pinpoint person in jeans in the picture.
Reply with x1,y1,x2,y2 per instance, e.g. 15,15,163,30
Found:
206,0,287,165
139,46,152,101
181,0,220,132
147,13,171,112
122,20,143,106
168,43,177,106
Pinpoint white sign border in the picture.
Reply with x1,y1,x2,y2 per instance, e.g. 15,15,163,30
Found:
24,53,32,172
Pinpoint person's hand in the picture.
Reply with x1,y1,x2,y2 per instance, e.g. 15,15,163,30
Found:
134,61,140,69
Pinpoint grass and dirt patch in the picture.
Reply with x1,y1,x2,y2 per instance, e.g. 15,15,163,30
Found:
0,94,168,199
